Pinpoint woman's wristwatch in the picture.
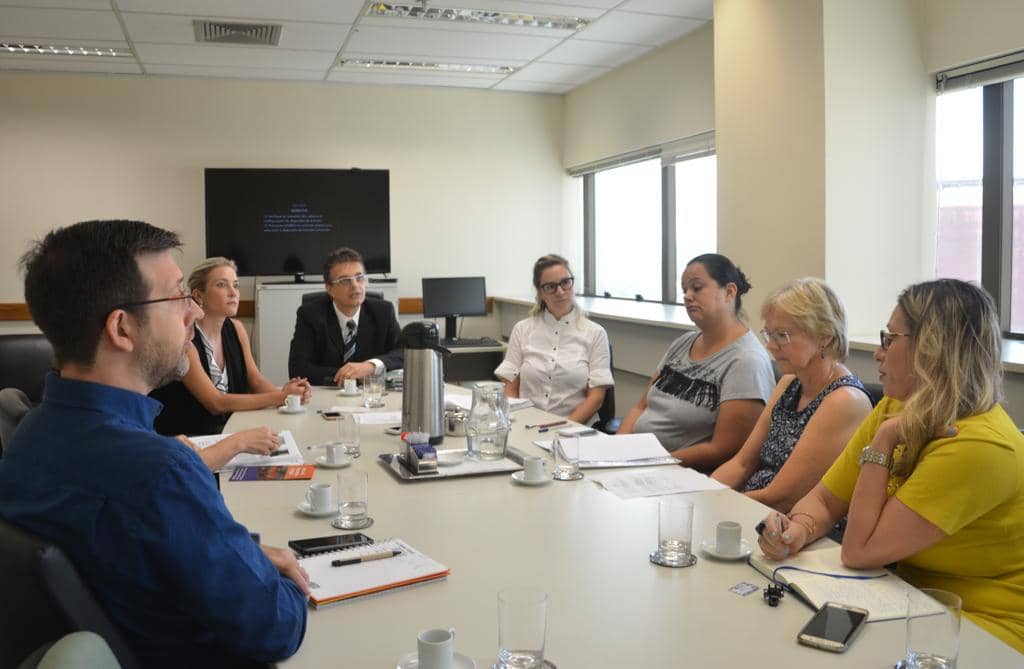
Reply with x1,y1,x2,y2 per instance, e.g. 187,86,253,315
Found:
859,446,892,470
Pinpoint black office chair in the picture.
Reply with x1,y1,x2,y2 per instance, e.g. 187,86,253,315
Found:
0,334,55,404
0,519,139,669
300,289,384,305
593,344,619,434
862,382,884,407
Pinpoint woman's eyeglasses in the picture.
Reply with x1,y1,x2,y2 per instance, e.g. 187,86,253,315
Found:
879,329,910,350
759,329,791,346
540,277,574,295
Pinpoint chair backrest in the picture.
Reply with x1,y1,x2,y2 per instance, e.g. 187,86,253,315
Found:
594,342,617,433
862,382,884,407
0,335,54,404
300,290,384,305
0,519,138,669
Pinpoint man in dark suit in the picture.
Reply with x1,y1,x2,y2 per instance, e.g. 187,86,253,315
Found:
288,247,403,386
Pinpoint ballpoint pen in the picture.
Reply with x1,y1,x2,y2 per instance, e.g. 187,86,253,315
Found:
331,550,402,567
528,420,568,431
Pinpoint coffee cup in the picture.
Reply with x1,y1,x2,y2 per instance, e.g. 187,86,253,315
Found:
417,627,455,669
343,378,358,394
325,443,347,465
305,482,334,514
715,520,742,557
285,394,302,412
522,455,546,482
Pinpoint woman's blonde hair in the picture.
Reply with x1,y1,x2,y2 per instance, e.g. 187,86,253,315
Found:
894,279,1002,476
529,254,574,318
761,277,849,361
188,257,237,293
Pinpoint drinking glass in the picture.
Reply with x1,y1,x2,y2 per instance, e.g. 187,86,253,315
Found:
905,588,961,668
332,469,372,530
336,411,360,457
650,497,697,568
551,435,583,481
363,369,386,408
497,587,548,669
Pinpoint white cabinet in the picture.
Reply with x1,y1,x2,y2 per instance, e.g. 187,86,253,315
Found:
253,279,399,384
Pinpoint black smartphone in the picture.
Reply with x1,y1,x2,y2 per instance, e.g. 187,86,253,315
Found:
797,602,869,652
321,410,342,420
288,533,373,557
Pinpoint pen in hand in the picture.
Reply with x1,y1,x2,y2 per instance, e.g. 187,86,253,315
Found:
331,550,402,567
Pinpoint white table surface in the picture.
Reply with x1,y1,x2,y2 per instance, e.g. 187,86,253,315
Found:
223,387,1022,668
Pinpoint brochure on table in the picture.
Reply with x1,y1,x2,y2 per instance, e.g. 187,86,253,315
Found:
190,430,304,471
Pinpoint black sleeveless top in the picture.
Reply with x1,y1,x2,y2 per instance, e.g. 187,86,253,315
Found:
151,320,250,437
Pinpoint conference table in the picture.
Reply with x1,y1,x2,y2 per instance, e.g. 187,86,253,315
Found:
222,386,1021,668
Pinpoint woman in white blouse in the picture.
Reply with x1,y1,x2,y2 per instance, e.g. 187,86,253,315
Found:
495,254,613,424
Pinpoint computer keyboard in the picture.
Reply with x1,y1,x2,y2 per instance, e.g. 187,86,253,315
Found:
442,337,502,348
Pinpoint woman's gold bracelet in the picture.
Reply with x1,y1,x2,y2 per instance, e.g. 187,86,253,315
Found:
788,511,816,537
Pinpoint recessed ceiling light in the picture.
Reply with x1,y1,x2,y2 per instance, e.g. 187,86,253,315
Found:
1,43,132,58
366,2,589,31
338,58,516,75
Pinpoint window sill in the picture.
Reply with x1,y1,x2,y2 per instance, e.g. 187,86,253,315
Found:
849,335,1024,374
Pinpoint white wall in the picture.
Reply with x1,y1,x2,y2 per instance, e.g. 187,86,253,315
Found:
714,0,826,325
822,0,934,337
920,0,1024,73
562,24,715,169
0,72,567,306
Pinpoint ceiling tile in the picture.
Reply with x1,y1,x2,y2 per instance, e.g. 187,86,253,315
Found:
145,63,325,80
617,0,712,19
345,25,560,61
505,61,608,85
0,56,141,73
116,0,362,24
327,69,501,88
577,11,706,45
492,79,573,94
539,37,653,68
134,43,335,69
122,12,352,51
0,6,125,40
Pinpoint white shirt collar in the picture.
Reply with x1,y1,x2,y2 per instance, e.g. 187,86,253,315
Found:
333,301,361,332
542,307,575,326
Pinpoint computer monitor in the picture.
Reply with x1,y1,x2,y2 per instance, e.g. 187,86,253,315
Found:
422,277,487,341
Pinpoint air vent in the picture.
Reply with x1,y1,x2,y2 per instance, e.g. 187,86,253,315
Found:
193,20,281,46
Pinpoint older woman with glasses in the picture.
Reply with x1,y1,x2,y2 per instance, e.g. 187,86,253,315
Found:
758,279,1024,653
494,254,613,424
711,278,872,513
618,253,776,472
151,257,311,470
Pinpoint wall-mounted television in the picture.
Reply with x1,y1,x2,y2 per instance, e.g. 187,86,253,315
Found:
204,168,390,277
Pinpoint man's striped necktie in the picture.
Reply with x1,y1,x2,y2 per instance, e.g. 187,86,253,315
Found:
343,320,357,363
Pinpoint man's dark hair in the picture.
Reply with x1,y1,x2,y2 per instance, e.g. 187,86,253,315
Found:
322,247,364,282
20,220,182,367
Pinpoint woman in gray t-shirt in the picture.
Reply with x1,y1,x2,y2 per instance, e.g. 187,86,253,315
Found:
618,254,775,472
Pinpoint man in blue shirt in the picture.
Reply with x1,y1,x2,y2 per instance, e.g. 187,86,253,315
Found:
0,220,308,668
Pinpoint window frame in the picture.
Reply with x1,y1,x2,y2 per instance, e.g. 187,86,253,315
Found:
579,139,716,305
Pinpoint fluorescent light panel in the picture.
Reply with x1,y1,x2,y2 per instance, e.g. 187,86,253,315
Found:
338,58,515,75
1,43,132,58
366,2,589,31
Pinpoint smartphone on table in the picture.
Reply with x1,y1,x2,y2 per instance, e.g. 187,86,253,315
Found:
797,602,869,652
288,533,373,557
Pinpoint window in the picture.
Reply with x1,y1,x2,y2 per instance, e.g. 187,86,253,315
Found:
935,73,1024,336
576,134,717,304
593,158,662,300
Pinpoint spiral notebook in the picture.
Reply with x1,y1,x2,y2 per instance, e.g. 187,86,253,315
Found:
300,538,449,609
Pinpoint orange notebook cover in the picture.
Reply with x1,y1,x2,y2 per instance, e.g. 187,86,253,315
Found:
299,538,449,608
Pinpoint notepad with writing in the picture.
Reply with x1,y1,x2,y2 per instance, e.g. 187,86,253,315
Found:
300,538,449,609
749,545,941,621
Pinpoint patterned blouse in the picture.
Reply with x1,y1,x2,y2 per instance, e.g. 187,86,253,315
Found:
742,374,868,493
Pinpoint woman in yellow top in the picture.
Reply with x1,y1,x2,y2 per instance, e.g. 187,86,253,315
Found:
758,279,1024,653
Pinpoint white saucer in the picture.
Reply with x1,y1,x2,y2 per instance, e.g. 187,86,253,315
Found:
437,452,467,467
397,651,476,669
700,538,753,561
511,471,551,486
278,405,306,415
315,455,352,469
337,389,362,397
296,501,338,518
